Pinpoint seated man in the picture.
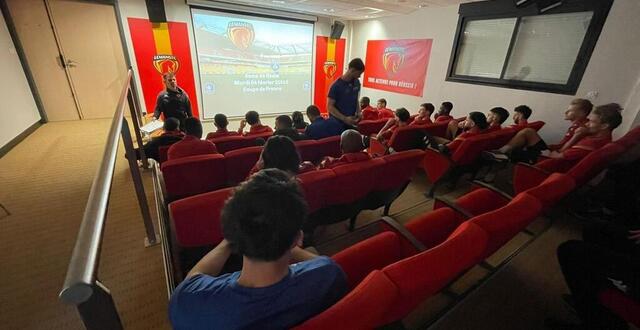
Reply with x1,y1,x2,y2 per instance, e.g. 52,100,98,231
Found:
238,111,273,136
375,108,411,142
485,98,593,163
292,111,309,130
169,169,347,330
304,105,344,140
376,98,395,119
411,103,434,126
273,115,309,141
486,107,510,132
137,117,184,161
428,111,489,154
206,113,239,140
167,117,218,160
319,129,371,169
435,101,454,123
360,96,378,121
511,105,532,128
249,135,315,177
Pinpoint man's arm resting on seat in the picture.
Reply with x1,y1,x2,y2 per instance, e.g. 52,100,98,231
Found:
187,239,232,278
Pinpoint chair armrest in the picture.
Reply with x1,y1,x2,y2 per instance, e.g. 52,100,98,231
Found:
380,216,426,252
470,180,513,201
433,196,474,219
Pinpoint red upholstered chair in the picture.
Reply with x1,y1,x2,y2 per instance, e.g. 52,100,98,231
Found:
158,145,170,164
613,125,640,149
295,140,322,163
209,135,257,154
293,270,399,330
332,231,409,289
297,169,336,213
223,146,262,185
522,172,576,209
512,162,554,194
484,128,518,150
469,193,542,258
526,121,545,131
404,207,465,249
566,142,626,186
357,119,388,136
168,188,232,248
375,150,424,191
598,288,640,327
380,221,488,323
325,158,386,206
161,154,227,201
315,135,342,159
434,187,511,221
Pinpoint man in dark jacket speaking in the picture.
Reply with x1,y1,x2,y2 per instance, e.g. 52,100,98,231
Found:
153,72,192,129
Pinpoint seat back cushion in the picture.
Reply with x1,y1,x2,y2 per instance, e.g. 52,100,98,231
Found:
161,154,227,200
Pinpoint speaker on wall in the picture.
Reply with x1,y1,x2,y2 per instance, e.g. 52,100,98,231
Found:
330,21,345,40
146,0,167,23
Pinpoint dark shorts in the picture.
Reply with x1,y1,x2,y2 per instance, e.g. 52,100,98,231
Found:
510,139,548,164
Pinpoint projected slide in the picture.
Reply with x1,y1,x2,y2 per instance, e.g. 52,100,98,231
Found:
191,9,314,119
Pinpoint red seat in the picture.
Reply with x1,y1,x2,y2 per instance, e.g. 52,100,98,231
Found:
332,231,408,289
161,154,227,200
512,162,554,194
613,125,640,149
598,288,640,327
223,146,262,185
470,193,542,258
526,121,545,131
168,188,232,247
296,140,322,163
523,172,576,209
374,150,424,191
158,145,170,164
297,169,336,213
405,207,464,249
293,270,399,330
357,119,388,136
484,128,518,150
315,135,342,159
435,187,511,220
567,142,626,186
326,158,386,205
209,135,257,154
381,221,488,323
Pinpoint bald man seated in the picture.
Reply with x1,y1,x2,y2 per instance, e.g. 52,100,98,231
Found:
319,129,371,169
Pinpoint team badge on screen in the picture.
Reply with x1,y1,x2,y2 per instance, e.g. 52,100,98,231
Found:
153,54,180,74
227,21,255,50
382,46,405,74
323,61,337,78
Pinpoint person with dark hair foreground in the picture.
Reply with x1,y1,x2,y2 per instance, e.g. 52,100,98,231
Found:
484,99,594,163
304,105,343,140
249,135,315,176
206,113,240,140
327,58,365,128
375,108,411,142
137,117,184,161
274,115,309,141
486,107,510,132
548,221,640,330
319,129,371,169
411,103,434,126
169,169,347,329
512,105,532,128
167,117,218,160
360,96,378,120
292,111,309,130
435,102,454,122
238,110,273,136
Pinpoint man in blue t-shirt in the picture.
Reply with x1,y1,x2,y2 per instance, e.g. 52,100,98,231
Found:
328,58,365,129
169,169,347,330
304,104,344,140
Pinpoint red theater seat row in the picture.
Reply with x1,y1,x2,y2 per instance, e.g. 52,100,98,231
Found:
161,136,341,201
206,132,273,154
368,121,450,156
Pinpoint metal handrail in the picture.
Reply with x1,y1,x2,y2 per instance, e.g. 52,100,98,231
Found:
59,68,157,329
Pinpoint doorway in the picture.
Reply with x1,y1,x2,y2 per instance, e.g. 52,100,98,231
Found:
6,0,128,121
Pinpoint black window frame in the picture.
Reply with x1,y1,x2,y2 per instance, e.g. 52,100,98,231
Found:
446,0,613,95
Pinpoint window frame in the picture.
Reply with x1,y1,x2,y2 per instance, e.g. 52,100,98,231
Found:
446,0,613,95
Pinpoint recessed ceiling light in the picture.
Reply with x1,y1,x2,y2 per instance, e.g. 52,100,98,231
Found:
272,0,285,3
323,8,335,12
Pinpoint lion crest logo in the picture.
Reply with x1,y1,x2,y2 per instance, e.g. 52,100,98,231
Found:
153,54,179,74
227,21,255,50
323,61,337,79
382,46,405,74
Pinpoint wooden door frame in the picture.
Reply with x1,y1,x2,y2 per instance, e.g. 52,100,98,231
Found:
0,0,144,122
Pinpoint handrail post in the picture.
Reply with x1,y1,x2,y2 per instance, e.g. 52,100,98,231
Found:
76,280,123,330
126,88,149,169
121,117,158,246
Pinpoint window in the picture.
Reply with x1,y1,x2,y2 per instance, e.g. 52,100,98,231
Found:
447,1,613,94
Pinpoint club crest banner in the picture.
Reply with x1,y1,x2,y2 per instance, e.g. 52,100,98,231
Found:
314,36,346,114
128,18,200,117
363,39,432,97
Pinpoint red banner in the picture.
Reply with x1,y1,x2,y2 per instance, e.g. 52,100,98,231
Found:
314,36,346,114
363,39,432,97
127,18,199,118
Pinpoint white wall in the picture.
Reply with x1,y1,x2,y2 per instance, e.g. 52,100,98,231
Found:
350,0,640,141
116,0,342,123
0,13,41,149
